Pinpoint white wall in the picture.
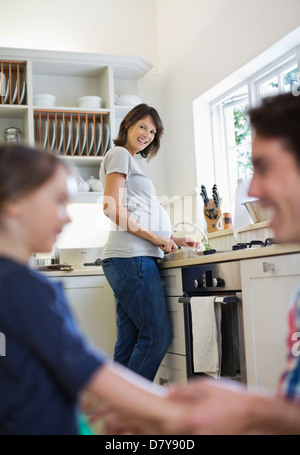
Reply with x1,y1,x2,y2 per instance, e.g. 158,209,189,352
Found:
155,0,300,196
1,0,300,200
0,0,159,69
0,0,169,195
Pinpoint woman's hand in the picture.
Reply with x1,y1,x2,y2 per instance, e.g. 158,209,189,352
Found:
152,235,178,253
171,235,201,249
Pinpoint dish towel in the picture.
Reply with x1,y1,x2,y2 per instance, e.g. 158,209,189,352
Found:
190,296,222,378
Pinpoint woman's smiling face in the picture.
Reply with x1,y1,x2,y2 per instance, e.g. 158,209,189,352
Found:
125,115,156,156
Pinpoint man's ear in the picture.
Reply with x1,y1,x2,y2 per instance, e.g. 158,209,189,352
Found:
1,199,22,218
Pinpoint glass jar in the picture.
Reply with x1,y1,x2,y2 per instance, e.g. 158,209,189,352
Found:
4,127,22,142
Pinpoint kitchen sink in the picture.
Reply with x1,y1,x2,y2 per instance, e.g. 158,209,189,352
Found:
163,248,207,261
162,247,226,261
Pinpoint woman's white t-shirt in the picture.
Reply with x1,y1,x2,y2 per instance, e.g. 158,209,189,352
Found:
99,146,172,259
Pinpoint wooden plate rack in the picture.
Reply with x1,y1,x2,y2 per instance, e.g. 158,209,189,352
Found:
0,60,26,105
34,110,110,157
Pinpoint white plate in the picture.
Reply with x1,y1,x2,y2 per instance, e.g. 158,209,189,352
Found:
49,119,56,152
11,78,18,104
57,119,64,154
95,122,102,155
64,120,71,154
19,80,26,104
41,119,48,150
88,122,94,155
80,121,86,154
72,120,79,155
3,80,9,104
103,123,110,154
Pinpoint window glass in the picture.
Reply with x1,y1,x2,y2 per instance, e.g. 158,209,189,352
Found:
206,52,299,213
281,64,299,93
259,75,279,99
224,100,252,181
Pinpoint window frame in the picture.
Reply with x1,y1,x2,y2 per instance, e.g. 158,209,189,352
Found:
207,47,299,214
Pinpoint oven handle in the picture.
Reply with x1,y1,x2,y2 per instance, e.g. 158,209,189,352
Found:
178,296,238,304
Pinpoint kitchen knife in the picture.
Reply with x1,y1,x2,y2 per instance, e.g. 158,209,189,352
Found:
212,191,219,207
213,192,218,207
201,185,209,205
212,185,220,207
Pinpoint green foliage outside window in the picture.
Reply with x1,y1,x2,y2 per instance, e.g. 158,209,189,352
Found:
234,105,253,178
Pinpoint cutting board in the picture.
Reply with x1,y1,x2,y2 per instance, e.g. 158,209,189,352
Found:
204,199,222,233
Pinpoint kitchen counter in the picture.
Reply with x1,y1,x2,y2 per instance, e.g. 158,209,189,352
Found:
35,267,104,277
158,243,300,269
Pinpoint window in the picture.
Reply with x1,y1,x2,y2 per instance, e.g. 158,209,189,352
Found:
197,47,300,215
211,84,252,208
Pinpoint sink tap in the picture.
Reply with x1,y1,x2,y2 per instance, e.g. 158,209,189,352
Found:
173,221,209,247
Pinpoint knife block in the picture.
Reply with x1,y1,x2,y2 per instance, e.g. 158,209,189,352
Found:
204,198,222,233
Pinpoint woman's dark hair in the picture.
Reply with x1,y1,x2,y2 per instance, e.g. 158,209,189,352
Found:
114,103,164,160
0,143,70,209
248,93,300,162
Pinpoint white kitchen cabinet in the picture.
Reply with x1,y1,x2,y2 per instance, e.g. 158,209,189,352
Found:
160,267,183,297
241,252,300,392
155,352,187,386
155,268,187,385
0,48,151,192
48,274,117,357
165,297,186,356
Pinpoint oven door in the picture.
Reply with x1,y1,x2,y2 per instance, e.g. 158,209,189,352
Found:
179,293,246,382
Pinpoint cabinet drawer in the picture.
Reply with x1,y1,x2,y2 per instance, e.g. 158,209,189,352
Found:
154,352,187,385
166,297,186,355
160,268,182,296
50,274,105,289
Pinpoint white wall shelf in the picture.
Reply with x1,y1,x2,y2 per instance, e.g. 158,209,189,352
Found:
0,47,152,201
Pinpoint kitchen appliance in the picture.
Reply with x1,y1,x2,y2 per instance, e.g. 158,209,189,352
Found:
232,238,275,250
179,261,246,381
54,247,103,270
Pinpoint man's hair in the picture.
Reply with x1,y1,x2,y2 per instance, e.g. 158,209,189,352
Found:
248,93,300,162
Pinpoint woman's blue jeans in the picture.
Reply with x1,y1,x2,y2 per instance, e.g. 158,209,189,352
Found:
101,256,172,381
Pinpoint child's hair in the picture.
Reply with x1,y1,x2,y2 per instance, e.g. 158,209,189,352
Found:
0,143,70,209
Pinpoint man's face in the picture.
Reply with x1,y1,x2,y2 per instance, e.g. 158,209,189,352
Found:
248,135,300,244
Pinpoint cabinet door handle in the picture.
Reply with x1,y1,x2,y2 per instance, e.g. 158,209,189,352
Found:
159,377,168,385
263,261,276,272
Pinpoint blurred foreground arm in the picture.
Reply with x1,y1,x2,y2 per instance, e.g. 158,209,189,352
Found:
83,362,195,435
100,376,300,435
169,377,300,435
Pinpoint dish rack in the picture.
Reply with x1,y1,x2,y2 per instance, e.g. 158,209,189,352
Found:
34,110,110,157
0,60,26,105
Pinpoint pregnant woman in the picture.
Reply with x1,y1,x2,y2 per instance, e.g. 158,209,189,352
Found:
100,103,199,381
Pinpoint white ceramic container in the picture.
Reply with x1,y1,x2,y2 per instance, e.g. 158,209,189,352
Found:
33,94,56,107
77,96,102,109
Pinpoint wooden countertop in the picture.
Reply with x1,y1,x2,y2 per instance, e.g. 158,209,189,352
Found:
158,243,300,269
36,268,104,277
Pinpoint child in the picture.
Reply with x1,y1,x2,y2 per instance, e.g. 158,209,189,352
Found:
0,143,190,435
